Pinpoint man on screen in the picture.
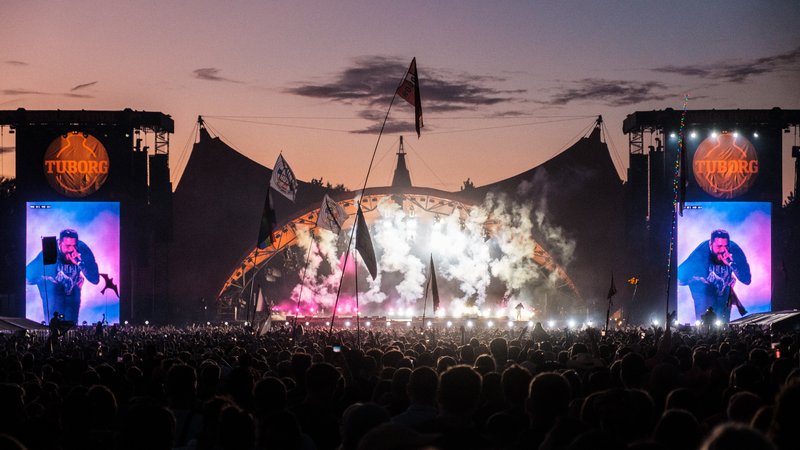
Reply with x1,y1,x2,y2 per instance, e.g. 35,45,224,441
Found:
26,229,99,323
678,229,751,323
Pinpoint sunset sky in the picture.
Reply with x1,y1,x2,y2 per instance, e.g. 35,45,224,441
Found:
2,1,799,197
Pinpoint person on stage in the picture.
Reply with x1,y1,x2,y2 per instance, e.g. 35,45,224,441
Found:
26,228,100,324
678,229,751,323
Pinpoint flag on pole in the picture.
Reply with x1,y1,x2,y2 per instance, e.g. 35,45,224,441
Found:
429,255,440,312
396,57,423,138
355,207,378,279
270,154,298,201
607,273,617,300
316,194,349,235
257,190,277,249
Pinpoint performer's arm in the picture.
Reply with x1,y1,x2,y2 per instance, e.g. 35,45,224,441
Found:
77,241,100,284
25,252,44,284
730,243,751,285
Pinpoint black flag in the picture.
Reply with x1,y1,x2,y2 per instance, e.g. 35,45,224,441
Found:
257,191,277,249
430,255,440,312
355,207,378,279
607,273,617,300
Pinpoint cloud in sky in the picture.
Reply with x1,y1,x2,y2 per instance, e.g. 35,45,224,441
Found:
193,68,241,83
542,79,672,106
2,88,93,99
71,81,98,91
5,60,28,66
652,45,800,83
287,56,526,133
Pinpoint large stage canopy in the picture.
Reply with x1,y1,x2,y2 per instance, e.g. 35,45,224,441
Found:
168,122,625,323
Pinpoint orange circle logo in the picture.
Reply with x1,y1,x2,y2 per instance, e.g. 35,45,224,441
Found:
692,133,758,199
43,132,110,198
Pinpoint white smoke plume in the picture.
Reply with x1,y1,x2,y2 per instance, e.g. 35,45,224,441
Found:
372,200,426,306
282,188,577,315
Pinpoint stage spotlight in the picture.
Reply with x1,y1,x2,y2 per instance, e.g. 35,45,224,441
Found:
124,320,129,325
690,131,697,139
586,320,593,327
733,131,739,138
344,321,351,327
528,321,534,327
406,321,411,327
467,320,474,328
446,321,453,328
711,131,717,138
206,321,210,325
567,319,576,329
366,321,371,327
547,320,556,328
389,309,395,316
695,320,701,327
487,320,494,328
386,321,391,326
753,132,759,138
325,321,330,326
715,320,723,328
508,321,514,328
670,132,677,138
673,320,679,327
144,320,150,325
244,321,250,326
305,322,310,326
652,319,659,326
427,321,432,327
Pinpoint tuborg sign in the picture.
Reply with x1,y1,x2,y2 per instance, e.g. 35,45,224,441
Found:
692,132,758,199
43,132,110,198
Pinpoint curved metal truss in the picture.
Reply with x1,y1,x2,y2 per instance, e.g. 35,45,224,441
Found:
220,188,580,300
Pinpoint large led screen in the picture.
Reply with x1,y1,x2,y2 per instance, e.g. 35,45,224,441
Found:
26,202,120,324
677,202,771,324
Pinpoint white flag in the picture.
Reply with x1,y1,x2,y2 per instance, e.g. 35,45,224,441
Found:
270,154,298,201
316,194,349,235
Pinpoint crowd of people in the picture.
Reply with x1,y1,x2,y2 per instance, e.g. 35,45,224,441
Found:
0,319,798,450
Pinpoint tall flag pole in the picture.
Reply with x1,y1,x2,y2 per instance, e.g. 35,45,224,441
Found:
665,96,690,323
330,58,424,336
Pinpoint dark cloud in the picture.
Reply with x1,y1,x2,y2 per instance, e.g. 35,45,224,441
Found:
652,45,800,83
287,56,525,132
5,60,28,66
543,79,671,106
193,68,241,83
2,88,46,96
63,93,94,98
71,81,98,91
2,88,93,99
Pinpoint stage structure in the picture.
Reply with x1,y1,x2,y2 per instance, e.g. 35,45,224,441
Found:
172,119,624,324
0,109,174,324
623,108,800,323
